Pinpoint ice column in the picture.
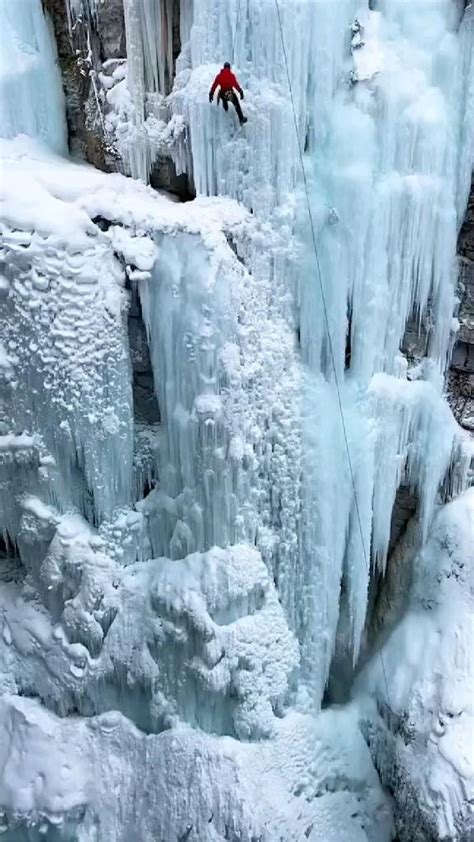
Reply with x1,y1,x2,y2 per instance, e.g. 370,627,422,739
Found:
296,0,473,695
122,0,177,180
138,233,238,557
0,0,67,153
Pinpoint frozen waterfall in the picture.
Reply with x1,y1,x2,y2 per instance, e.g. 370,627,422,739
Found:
166,0,473,693
1,0,473,839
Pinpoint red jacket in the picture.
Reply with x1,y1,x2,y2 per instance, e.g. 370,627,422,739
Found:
210,68,243,97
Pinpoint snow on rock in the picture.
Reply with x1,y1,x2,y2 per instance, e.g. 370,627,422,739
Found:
0,695,392,842
356,489,474,841
351,12,384,82
100,58,187,181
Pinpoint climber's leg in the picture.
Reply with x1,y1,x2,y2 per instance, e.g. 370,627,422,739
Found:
219,92,229,112
231,92,247,125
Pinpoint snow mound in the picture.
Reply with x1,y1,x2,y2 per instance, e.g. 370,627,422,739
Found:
0,695,392,842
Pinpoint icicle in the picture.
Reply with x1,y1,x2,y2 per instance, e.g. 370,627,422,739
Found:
138,233,235,556
180,0,194,50
121,0,177,181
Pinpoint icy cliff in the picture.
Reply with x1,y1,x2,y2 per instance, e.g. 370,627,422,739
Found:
1,0,473,840
358,488,474,841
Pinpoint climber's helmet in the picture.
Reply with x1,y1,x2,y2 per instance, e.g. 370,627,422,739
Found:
224,62,231,69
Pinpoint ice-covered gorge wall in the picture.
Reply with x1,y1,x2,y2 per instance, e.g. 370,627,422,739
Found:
299,0,474,681
173,0,473,377
304,0,474,383
1,0,472,711
166,0,474,697
171,0,361,212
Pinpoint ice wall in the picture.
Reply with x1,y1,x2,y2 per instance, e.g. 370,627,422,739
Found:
306,1,474,383
0,0,67,153
297,0,474,683
1,1,473,837
166,0,473,696
0,158,135,526
138,221,301,589
0,145,393,841
55,0,473,700
171,0,361,212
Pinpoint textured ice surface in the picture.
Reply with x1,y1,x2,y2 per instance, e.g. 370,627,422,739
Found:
0,137,392,840
166,0,474,696
0,695,392,841
1,511,298,739
357,489,474,841
1,0,474,839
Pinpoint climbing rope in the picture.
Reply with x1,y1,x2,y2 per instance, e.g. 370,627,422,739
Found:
273,0,391,700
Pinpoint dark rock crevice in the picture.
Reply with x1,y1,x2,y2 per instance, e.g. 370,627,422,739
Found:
128,286,160,502
128,287,160,428
44,0,123,169
0,533,25,584
448,179,474,432
325,485,419,706
150,156,195,202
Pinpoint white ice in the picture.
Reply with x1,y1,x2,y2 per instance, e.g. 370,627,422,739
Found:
356,488,474,839
0,0,67,153
1,0,473,838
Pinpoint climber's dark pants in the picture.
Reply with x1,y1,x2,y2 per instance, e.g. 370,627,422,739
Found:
219,90,244,124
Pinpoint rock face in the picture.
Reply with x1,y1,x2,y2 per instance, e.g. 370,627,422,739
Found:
43,0,114,170
448,181,474,434
43,0,123,169
43,0,191,196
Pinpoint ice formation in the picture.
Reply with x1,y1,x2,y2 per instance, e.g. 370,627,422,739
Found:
0,0,67,154
357,488,474,841
166,0,474,692
1,0,473,839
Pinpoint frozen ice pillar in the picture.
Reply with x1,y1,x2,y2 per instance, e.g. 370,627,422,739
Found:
139,232,238,559
0,0,67,152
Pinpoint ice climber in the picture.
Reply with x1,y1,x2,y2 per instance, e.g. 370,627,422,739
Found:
209,62,247,125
